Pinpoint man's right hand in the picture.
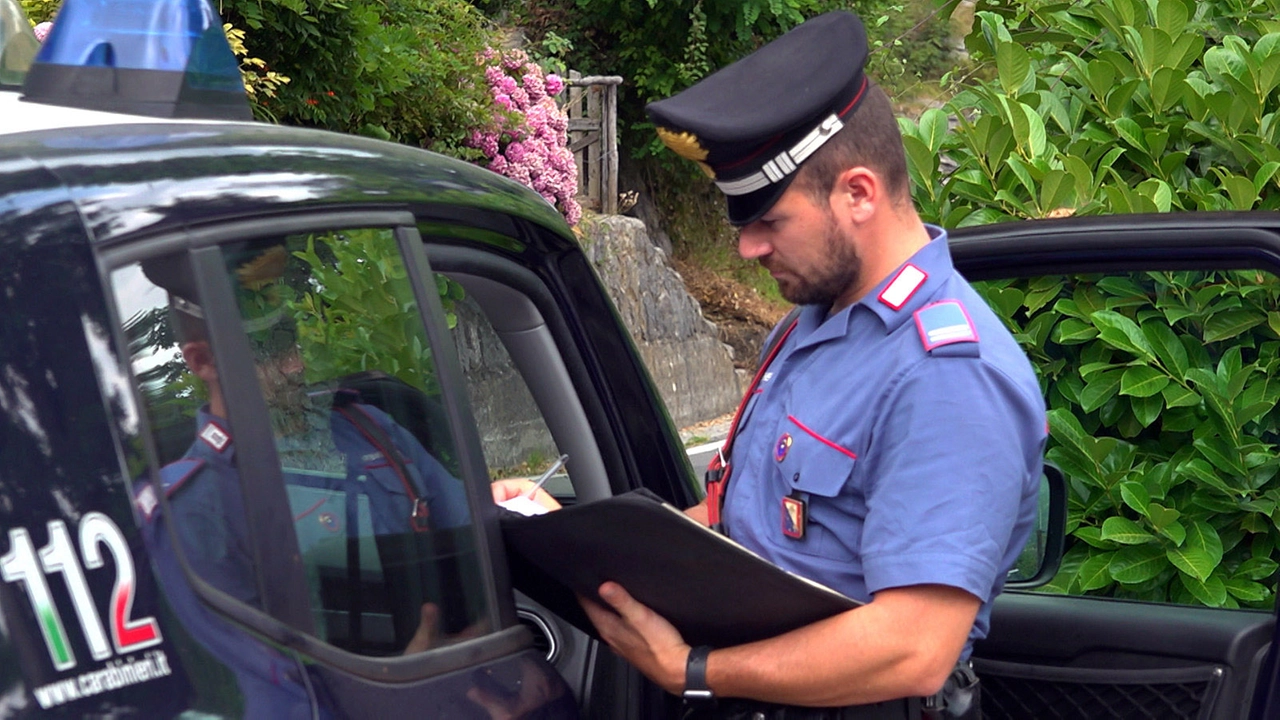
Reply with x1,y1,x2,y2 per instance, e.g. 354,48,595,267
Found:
490,479,562,511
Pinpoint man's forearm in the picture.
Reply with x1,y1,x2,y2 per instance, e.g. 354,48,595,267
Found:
701,585,977,706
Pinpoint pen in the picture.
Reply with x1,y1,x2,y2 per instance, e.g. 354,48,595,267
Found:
523,454,569,498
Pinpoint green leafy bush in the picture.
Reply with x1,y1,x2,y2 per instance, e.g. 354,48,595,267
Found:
900,0,1280,607
223,0,496,156
974,271,1280,608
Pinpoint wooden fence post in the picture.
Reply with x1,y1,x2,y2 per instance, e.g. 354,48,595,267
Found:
563,74,623,215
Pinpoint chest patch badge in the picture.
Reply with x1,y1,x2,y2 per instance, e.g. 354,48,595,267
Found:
318,512,341,533
914,300,979,351
782,493,807,539
878,264,927,310
775,433,793,462
199,421,231,453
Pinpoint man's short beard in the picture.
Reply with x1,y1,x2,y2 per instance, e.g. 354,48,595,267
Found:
781,217,860,307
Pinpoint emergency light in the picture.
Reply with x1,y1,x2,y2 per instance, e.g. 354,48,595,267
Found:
22,0,252,120
0,0,38,87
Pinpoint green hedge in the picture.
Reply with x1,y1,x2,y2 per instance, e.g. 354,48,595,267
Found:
901,0,1280,607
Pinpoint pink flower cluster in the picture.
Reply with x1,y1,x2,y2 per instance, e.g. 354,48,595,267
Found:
468,48,581,226
33,22,52,42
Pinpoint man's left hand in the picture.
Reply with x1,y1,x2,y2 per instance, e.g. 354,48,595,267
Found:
579,581,690,695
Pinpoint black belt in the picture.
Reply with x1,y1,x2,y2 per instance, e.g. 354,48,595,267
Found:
681,663,980,720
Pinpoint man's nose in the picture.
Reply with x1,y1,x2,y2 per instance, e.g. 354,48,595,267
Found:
736,226,772,260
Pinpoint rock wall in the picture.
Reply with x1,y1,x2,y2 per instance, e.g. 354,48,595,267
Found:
576,215,741,429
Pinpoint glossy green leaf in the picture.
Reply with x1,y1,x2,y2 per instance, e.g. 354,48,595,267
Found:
1100,516,1155,544
1223,578,1269,602
1117,482,1151,516
1091,310,1156,360
1179,572,1228,606
1142,321,1189,377
1235,557,1279,580
1167,545,1216,582
1130,393,1163,427
1076,553,1116,592
1203,310,1265,342
1112,118,1146,153
1081,369,1124,413
1161,383,1200,408
1109,544,1166,584
996,41,1032,97
1054,318,1098,344
1120,365,1169,397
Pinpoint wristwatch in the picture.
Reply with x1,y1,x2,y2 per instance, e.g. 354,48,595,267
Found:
683,645,714,702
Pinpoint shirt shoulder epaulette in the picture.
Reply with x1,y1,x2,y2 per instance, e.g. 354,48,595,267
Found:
913,300,980,357
159,457,207,499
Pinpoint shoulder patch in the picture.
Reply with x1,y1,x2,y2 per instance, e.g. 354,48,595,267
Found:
159,457,206,498
914,300,979,352
134,484,159,521
878,264,927,310
199,421,231,453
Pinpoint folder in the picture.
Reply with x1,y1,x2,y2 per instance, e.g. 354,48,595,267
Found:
499,489,860,648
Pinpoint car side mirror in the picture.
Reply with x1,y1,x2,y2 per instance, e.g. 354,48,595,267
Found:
1005,464,1067,588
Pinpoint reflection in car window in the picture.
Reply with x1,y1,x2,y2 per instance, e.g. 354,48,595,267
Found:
975,270,1280,610
117,229,491,659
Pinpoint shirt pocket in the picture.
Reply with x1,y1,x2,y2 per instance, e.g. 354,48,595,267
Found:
768,415,857,557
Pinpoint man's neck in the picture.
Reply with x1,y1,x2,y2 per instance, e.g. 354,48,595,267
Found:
831,212,932,314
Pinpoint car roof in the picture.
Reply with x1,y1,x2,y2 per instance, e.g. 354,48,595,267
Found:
0,89,575,250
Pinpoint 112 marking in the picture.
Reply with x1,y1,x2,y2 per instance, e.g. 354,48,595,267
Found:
1,513,161,671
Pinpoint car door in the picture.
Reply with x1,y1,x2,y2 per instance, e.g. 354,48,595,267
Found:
948,214,1280,720
100,212,578,718
417,212,703,720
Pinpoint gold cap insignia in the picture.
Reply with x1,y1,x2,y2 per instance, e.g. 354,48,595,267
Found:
655,127,709,163
236,246,289,291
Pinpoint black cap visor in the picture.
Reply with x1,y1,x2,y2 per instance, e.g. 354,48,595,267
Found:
726,171,799,226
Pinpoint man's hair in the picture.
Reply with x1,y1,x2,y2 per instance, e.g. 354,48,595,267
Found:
793,81,912,208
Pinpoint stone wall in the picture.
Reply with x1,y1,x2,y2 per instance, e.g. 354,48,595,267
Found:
577,215,741,428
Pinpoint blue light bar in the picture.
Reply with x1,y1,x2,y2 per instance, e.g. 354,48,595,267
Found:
22,0,251,120
0,0,39,87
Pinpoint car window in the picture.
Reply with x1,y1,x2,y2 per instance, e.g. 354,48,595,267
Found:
112,228,490,657
974,269,1279,610
450,292,572,496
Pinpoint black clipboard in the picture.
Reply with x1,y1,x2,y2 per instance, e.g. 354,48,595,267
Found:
499,489,860,648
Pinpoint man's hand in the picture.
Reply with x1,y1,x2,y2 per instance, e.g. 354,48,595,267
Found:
490,479,562,511
579,581,690,695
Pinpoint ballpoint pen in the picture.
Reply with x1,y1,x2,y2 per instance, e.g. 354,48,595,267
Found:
523,454,569,498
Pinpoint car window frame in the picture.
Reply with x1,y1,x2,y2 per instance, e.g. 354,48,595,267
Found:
99,210,527,682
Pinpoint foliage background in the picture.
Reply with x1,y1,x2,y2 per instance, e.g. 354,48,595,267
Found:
900,0,1280,608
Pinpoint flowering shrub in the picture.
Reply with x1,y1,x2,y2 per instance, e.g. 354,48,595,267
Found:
468,48,581,226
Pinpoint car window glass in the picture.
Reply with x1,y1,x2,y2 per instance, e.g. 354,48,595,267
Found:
974,269,1279,610
450,291,572,497
114,229,490,658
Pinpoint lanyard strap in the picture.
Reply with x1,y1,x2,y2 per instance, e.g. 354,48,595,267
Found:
706,308,801,532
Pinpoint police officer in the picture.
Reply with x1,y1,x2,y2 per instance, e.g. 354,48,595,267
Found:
570,11,1047,718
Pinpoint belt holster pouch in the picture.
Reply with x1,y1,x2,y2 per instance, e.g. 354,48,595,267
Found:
921,663,981,720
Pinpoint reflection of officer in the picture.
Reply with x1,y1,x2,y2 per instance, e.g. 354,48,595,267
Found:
132,250,470,716
572,11,1048,718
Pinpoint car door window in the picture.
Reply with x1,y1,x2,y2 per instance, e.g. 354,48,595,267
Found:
112,227,489,658
451,291,572,495
974,269,1279,610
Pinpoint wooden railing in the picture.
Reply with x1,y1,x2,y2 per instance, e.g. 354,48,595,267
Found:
563,72,622,214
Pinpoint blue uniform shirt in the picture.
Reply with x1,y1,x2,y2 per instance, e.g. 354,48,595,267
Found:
134,402,471,717
722,228,1046,654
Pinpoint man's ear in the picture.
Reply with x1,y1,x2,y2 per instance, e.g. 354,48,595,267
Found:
181,341,218,383
830,167,880,224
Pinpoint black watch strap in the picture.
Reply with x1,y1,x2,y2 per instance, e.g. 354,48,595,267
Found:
683,645,714,702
